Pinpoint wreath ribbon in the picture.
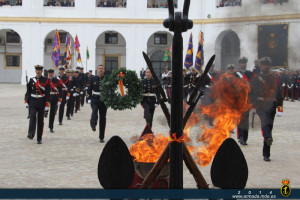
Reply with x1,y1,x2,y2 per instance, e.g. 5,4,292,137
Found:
168,132,184,143
117,72,125,97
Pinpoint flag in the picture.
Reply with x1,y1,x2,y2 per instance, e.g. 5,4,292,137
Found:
74,35,81,63
77,52,82,63
86,47,90,60
195,32,204,73
51,30,60,67
56,30,61,51
163,47,169,61
63,34,71,67
184,33,193,71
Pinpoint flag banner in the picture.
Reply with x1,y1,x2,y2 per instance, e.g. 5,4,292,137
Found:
258,24,288,68
74,35,80,50
184,33,193,70
195,32,204,73
163,47,170,61
77,52,82,63
51,30,60,67
86,47,90,60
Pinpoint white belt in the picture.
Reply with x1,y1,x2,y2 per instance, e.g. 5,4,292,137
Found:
257,97,275,101
167,85,172,88
143,93,155,97
62,88,68,91
31,94,44,98
205,85,210,88
50,92,59,95
93,91,100,95
183,85,188,88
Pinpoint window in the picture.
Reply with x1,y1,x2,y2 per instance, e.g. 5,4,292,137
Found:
6,31,21,43
44,0,75,7
105,32,118,44
96,0,127,8
0,0,22,6
5,54,21,68
147,0,178,8
216,0,242,8
154,33,167,45
59,32,68,44
104,56,119,74
261,0,288,4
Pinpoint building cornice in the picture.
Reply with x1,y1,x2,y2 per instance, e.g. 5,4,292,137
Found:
0,14,299,24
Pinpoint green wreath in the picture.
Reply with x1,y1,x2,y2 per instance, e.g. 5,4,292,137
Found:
100,68,143,110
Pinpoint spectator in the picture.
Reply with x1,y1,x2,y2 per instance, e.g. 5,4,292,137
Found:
54,0,61,6
61,0,68,7
3,0,10,5
15,0,22,6
140,68,146,80
0,0,3,6
46,0,53,6
69,0,75,7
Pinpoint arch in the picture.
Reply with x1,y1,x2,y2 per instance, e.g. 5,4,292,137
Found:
95,30,126,74
147,31,172,79
43,29,75,72
215,30,240,72
0,29,23,83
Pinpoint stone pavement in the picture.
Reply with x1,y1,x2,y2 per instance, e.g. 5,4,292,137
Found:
0,84,299,189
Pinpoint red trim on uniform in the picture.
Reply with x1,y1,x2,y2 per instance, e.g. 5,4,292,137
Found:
236,127,239,139
242,74,250,82
167,88,172,99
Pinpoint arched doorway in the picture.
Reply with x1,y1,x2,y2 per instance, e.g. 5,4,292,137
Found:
44,30,74,72
147,31,173,80
215,30,240,72
95,31,126,75
0,29,22,83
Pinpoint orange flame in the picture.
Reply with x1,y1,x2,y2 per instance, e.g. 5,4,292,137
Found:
129,134,168,163
193,74,251,166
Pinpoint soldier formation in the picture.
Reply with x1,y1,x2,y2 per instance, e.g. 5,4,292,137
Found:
25,58,299,162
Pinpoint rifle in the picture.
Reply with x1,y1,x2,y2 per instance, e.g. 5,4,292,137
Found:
25,70,28,84
251,109,255,128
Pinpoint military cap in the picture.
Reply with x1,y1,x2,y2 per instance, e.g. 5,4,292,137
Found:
58,66,65,71
227,64,235,70
34,65,44,70
75,70,80,74
259,57,272,66
76,66,81,70
89,70,93,72
47,69,55,73
238,57,248,63
80,67,84,70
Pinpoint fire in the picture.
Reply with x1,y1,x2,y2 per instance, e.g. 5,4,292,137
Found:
193,74,251,166
129,133,168,163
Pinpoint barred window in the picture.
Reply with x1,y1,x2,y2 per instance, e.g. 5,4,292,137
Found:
105,32,118,44
6,31,21,43
6,55,21,67
154,33,167,45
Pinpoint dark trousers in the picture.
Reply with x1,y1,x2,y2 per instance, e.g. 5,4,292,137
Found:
49,97,58,130
91,101,107,140
166,87,172,104
66,94,73,117
59,94,66,123
183,87,188,102
237,111,249,142
75,94,80,111
28,106,45,141
70,96,75,116
142,102,155,128
257,107,276,157
81,91,86,106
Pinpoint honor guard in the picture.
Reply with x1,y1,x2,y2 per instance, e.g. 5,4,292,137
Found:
249,57,283,161
234,57,253,146
66,69,74,120
79,67,88,107
58,66,69,125
188,68,199,96
183,69,189,102
141,68,157,128
73,70,83,113
24,65,50,144
165,71,172,104
47,69,62,133
87,65,107,143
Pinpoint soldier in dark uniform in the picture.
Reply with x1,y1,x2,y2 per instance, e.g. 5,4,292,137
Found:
249,57,283,162
72,70,83,113
165,71,172,104
252,60,260,77
79,67,88,107
234,57,253,146
188,68,199,96
66,69,74,120
141,68,157,128
58,66,69,125
183,69,189,102
87,65,107,143
47,69,62,133
24,65,50,144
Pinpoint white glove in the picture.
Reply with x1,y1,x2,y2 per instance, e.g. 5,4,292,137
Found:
66,96,69,101
276,112,283,117
282,83,286,87
25,103,29,108
45,106,49,111
80,91,83,95
73,93,77,97
155,104,159,107
57,101,61,106
85,87,88,90
87,100,91,104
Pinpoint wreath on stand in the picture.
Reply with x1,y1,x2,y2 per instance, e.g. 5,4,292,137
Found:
100,68,143,111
